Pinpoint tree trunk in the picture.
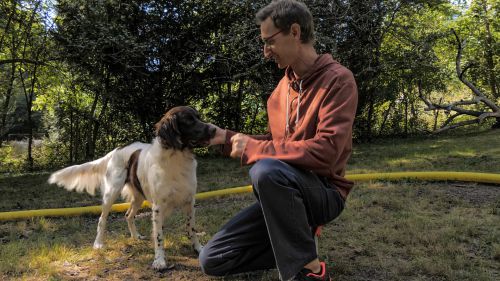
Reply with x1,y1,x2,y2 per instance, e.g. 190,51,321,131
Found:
479,1,499,129
0,1,18,146
0,0,15,50
366,91,374,140
85,70,109,160
0,62,16,146
235,78,244,131
480,0,497,99
378,100,394,136
404,86,408,136
493,117,500,129
18,62,38,171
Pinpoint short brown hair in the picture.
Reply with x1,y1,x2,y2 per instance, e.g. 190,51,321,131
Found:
256,0,315,44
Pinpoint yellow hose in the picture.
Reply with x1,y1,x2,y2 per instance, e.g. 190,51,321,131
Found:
0,171,498,221
346,171,500,184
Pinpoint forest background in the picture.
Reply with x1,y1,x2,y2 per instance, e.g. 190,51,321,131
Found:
0,0,498,172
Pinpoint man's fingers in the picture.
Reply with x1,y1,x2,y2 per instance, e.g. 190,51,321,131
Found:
230,133,240,142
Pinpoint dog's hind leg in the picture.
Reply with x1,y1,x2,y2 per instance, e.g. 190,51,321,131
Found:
183,199,203,253
93,171,126,249
125,195,146,240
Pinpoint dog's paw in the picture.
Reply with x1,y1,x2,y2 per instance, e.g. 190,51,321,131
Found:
194,244,204,254
131,233,147,240
152,258,172,271
93,241,105,249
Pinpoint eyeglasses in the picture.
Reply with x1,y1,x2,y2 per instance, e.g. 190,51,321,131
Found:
259,30,283,47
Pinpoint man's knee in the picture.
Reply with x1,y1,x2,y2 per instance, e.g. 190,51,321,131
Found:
199,246,221,276
199,246,224,276
249,158,289,189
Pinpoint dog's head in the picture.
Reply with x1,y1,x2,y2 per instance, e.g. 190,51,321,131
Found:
155,106,216,150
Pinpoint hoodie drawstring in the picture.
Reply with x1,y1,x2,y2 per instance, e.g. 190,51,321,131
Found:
286,83,290,136
286,80,303,136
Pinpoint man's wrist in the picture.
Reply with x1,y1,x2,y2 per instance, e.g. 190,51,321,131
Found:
211,128,227,145
218,129,227,144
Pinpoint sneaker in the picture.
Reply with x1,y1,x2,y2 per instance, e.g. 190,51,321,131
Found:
291,261,331,281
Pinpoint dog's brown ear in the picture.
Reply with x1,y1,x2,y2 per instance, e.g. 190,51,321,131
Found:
155,113,183,149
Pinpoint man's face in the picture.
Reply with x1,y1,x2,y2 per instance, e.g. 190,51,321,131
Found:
260,17,298,69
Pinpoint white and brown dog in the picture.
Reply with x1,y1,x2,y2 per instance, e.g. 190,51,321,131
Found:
48,106,216,270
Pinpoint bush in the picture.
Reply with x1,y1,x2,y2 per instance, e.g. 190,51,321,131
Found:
31,137,69,170
0,142,26,173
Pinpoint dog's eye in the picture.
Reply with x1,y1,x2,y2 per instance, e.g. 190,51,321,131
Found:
183,115,196,124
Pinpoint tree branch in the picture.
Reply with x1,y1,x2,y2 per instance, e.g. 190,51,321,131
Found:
434,118,480,134
418,30,500,133
452,29,500,111
0,58,47,66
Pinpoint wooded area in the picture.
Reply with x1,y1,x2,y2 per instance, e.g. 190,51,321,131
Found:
0,0,498,170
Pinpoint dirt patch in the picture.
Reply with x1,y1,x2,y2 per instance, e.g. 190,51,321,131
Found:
52,255,278,281
437,183,500,205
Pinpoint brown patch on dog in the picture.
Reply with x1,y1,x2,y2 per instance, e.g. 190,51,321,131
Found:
126,149,146,199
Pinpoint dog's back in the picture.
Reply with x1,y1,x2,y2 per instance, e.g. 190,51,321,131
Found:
48,142,149,196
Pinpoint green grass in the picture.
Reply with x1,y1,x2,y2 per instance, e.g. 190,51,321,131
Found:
0,129,499,280
349,129,500,174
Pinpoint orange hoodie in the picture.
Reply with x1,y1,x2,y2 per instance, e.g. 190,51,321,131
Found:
223,54,358,199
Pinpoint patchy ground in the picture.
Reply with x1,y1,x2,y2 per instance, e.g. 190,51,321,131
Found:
1,130,500,280
1,181,498,281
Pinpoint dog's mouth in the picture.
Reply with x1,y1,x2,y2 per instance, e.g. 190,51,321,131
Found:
189,139,208,147
185,125,216,148
189,135,212,148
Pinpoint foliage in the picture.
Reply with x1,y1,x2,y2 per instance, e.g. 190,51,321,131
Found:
0,0,57,170
453,0,499,100
0,142,25,173
0,0,498,169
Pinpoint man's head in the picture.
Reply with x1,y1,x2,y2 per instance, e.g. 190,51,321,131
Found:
256,0,314,44
256,0,315,69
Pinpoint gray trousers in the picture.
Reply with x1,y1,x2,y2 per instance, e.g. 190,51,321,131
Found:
199,158,345,280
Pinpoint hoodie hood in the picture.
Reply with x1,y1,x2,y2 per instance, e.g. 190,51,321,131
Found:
285,54,338,91
283,54,338,136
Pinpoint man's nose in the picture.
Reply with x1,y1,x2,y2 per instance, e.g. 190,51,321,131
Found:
263,45,272,58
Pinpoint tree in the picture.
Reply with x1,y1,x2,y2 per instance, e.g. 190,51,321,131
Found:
0,0,54,170
420,29,500,132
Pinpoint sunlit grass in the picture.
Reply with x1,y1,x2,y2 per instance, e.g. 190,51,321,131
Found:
349,129,500,174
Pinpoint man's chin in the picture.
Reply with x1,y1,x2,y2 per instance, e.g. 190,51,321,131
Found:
276,62,287,69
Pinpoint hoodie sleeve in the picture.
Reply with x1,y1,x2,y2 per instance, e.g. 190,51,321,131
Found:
220,129,272,157
240,72,358,174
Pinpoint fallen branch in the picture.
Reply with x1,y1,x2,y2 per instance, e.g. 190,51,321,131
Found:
419,29,500,133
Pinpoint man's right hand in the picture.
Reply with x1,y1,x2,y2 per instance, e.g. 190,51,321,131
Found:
208,124,227,146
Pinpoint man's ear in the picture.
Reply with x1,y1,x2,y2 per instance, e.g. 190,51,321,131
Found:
290,23,301,40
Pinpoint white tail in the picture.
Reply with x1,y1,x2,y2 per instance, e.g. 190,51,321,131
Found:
48,149,117,196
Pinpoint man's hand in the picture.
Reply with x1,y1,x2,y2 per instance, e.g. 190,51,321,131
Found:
208,124,227,146
230,133,250,158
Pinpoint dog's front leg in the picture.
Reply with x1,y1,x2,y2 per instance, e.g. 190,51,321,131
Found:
184,199,203,253
151,203,172,270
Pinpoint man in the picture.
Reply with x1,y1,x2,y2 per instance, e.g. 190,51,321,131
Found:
200,1,358,280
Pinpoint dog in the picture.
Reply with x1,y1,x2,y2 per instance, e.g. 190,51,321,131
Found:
48,106,216,270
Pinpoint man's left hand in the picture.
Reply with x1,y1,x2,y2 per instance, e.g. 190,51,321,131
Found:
230,133,250,158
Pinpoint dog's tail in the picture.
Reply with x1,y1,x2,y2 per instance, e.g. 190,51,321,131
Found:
48,149,117,196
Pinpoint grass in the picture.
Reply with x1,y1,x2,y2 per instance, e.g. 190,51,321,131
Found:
0,129,499,280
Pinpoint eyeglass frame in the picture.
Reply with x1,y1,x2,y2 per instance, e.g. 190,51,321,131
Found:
259,29,284,47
